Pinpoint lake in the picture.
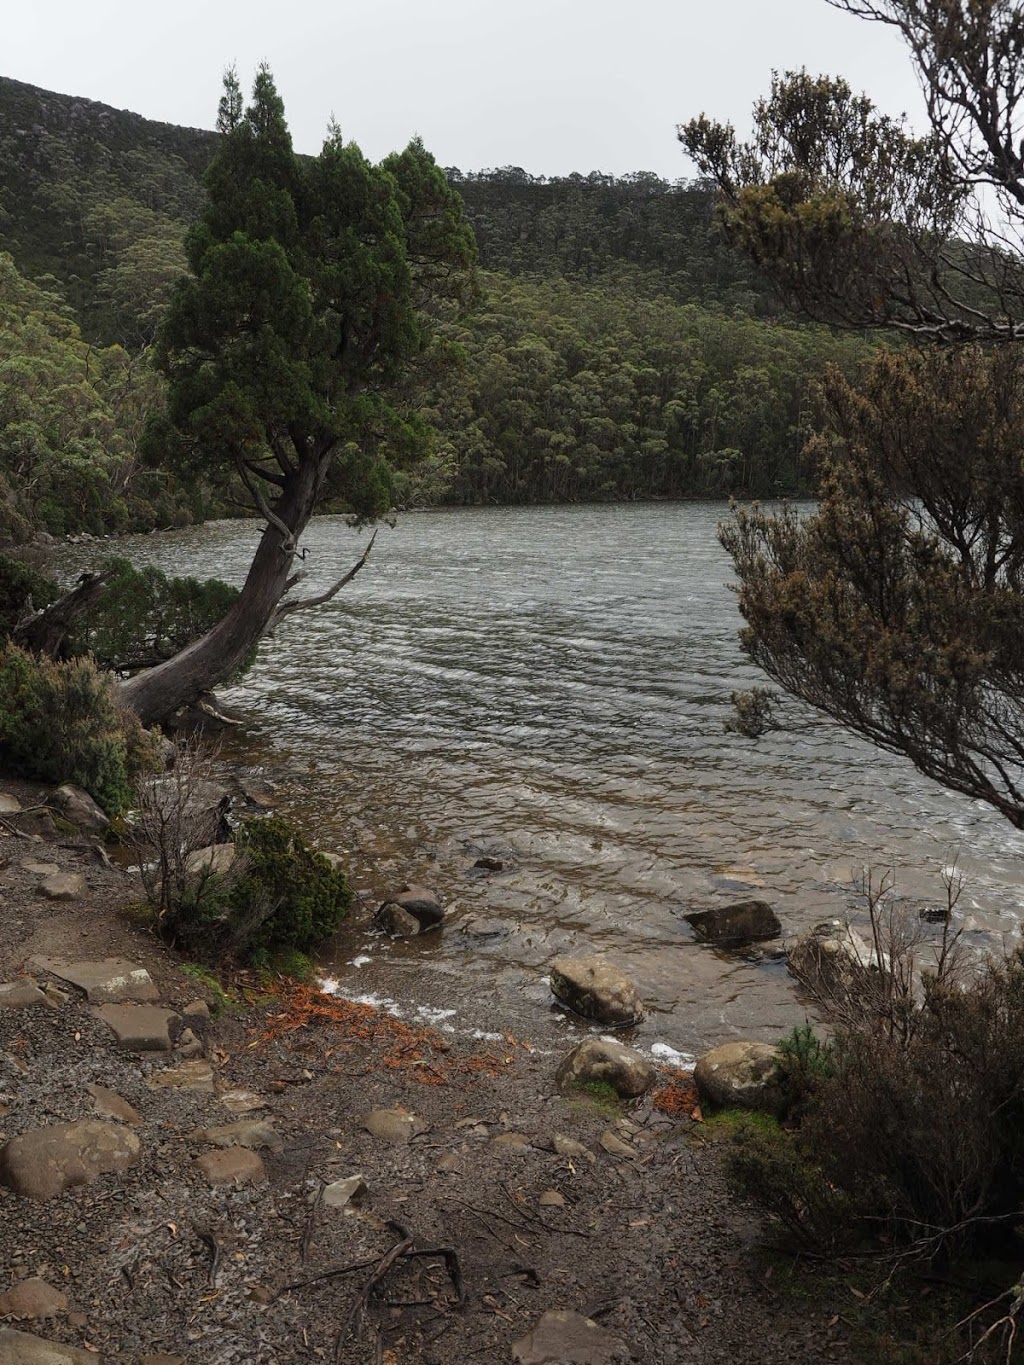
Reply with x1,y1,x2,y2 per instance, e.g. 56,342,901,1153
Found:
82,503,1024,1059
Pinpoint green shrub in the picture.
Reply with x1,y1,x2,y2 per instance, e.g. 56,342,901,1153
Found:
159,815,352,966
774,1023,835,1118
0,643,157,812
71,557,242,676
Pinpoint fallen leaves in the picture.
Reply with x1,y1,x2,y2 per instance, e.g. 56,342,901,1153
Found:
651,1067,703,1121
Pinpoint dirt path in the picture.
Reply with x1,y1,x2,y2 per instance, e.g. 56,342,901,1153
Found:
0,776,855,1365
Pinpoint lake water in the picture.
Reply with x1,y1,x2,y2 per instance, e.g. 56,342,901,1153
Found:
83,503,1024,1059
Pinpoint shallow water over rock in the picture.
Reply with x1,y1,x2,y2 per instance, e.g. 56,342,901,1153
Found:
85,504,1024,1055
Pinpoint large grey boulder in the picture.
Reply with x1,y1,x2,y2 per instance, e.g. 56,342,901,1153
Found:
549,957,644,1026
694,1041,785,1116
0,1120,140,1200
685,899,782,948
185,844,238,877
555,1038,656,1098
47,784,109,836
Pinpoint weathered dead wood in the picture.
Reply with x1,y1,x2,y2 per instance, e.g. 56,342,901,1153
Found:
14,569,112,658
267,531,376,632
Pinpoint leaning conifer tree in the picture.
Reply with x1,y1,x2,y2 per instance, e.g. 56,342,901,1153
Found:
679,1,1024,829
120,66,475,727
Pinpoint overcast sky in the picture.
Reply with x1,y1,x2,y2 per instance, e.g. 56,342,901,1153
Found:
5,0,924,178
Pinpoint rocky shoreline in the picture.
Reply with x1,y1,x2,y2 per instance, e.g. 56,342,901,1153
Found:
0,771,861,1364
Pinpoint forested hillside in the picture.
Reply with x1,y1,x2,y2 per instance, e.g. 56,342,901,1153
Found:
0,75,871,536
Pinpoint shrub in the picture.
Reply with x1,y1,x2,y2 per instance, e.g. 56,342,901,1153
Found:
724,687,777,737
154,813,352,967
731,931,1024,1266
72,557,242,675
0,643,157,812
774,1023,835,1118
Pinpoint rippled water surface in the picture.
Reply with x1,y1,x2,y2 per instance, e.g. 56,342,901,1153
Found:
95,504,1024,1055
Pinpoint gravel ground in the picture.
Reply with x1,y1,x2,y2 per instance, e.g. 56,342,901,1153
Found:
0,775,859,1365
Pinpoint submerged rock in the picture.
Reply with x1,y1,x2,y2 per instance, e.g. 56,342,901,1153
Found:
786,919,884,998
684,899,782,949
549,957,644,1026
378,884,444,929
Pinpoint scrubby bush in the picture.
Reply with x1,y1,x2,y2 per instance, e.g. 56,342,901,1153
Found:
731,947,1024,1267
724,687,777,738
154,814,352,967
0,643,157,812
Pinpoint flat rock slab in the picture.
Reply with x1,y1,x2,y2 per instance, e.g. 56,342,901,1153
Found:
195,1148,266,1187
86,1084,142,1125
550,956,644,1026
192,1120,283,1153
32,958,158,1004
323,1174,368,1209
0,1120,140,1200
0,1329,98,1363
36,874,85,903
148,1060,215,1093
512,1310,628,1364
95,1004,178,1051
360,1109,428,1143
599,1130,636,1158
20,862,58,877
0,981,53,1010
555,1038,656,1099
0,1277,69,1319
218,1088,265,1114
0,795,22,815
491,1132,533,1153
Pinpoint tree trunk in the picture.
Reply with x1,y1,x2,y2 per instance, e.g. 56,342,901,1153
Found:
120,459,320,728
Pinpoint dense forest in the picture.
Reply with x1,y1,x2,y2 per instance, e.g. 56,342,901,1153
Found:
0,75,873,536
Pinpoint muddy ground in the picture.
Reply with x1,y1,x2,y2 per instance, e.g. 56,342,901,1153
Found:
0,774,869,1364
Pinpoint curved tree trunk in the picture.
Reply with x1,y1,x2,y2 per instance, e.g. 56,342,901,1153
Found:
120,460,319,728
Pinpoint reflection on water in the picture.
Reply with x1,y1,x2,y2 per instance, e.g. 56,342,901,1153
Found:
73,504,1024,1053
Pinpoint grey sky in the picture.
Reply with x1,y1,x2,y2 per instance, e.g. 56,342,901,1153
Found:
7,1,923,178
